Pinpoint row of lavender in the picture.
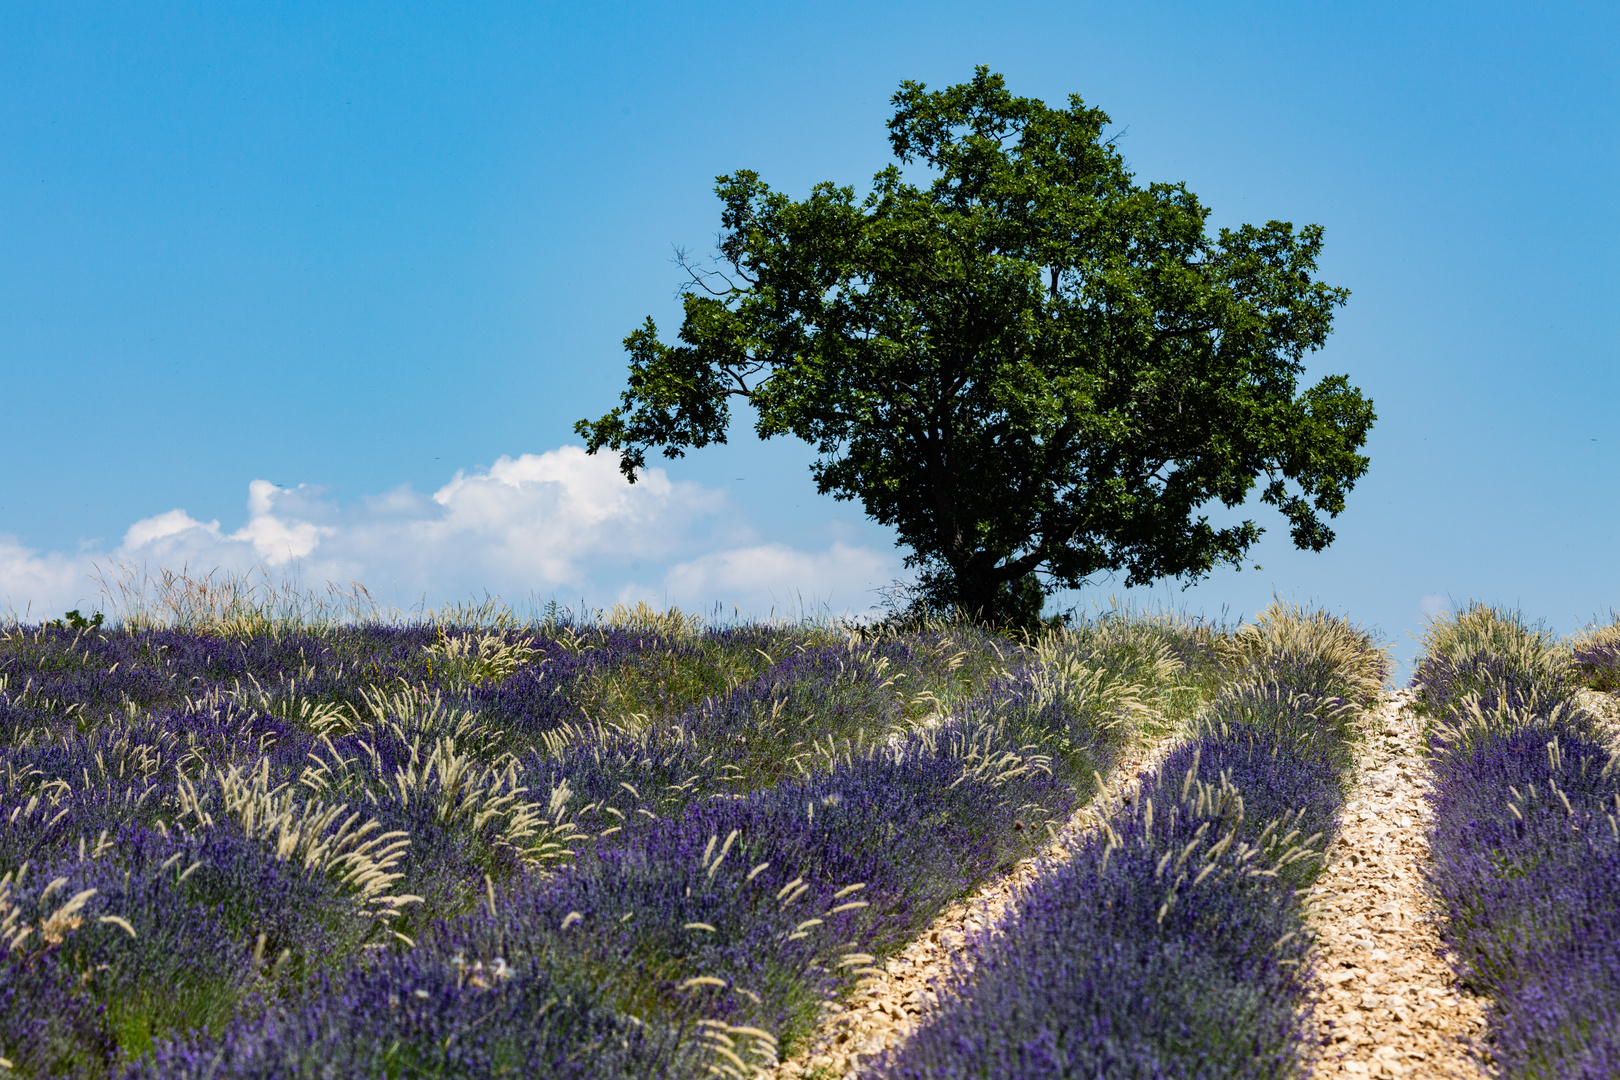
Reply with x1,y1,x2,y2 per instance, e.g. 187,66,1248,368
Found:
0,609,1221,1075
0,619,831,1075
1413,605,1620,1079
882,604,1388,1079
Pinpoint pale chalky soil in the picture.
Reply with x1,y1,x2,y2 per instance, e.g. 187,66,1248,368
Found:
1303,688,1493,1080
1575,687,1620,744
769,726,1184,1080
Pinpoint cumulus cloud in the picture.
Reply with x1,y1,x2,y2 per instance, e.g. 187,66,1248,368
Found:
0,446,904,621
1419,594,1451,617
658,542,896,618
0,536,91,620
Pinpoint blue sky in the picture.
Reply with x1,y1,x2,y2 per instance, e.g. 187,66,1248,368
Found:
2,2,1615,665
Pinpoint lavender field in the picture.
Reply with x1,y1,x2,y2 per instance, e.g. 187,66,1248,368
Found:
882,606,1388,1079
0,588,1227,1078
5,589,1617,1079
1413,606,1620,1079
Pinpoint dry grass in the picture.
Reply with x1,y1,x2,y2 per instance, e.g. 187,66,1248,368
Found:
1418,601,1572,684
1229,599,1390,706
93,561,388,635
1567,610,1620,655
175,759,418,928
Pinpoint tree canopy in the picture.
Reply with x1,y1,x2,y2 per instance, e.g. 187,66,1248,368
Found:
577,68,1375,625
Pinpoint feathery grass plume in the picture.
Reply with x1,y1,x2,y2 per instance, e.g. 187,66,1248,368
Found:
378,734,583,871
226,677,349,736
1031,634,1171,706
568,624,825,731
1029,633,1165,734
1228,598,1388,706
860,618,1023,718
93,561,385,637
1046,601,1202,680
421,629,538,688
295,726,587,927
467,635,619,747
429,594,523,631
1425,688,1590,758
1413,602,1574,718
339,681,491,742
943,660,1140,797
0,865,104,957
1195,678,1363,798
175,758,418,926
1054,601,1234,728
602,600,706,639
1420,602,1568,675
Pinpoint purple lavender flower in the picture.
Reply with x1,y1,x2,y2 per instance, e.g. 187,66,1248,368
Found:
1420,648,1620,1080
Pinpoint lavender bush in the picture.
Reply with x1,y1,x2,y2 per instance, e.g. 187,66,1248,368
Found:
1414,604,1620,1079
1569,615,1620,692
1572,638,1620,692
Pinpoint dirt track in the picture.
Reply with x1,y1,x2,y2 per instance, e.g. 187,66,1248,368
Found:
1301,689,1494,1079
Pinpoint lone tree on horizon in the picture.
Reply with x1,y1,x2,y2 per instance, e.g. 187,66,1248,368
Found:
578,68,1375,626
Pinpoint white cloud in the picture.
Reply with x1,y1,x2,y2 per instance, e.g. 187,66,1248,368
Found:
1419,594,1450,617
0,446,904,622
121,508,223,552
659,542,895,618
0,535,94,619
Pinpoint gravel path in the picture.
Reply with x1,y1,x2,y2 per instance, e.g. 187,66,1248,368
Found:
1575,687,1620,743
1303,688,1494,1080
769,725,1184,1079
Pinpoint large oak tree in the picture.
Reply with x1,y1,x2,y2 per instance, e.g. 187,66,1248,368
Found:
578,68,1375,624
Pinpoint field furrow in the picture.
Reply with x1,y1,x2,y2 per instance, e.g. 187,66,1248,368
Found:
1303,688,1493,1079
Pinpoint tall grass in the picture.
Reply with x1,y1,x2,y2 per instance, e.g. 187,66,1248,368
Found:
91,561,389,636
1568,611,1620,692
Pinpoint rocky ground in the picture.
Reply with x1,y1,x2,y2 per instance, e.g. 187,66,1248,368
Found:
1576,686,1620,741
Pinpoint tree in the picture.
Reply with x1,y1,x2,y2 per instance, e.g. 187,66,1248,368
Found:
577,68,1375,625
